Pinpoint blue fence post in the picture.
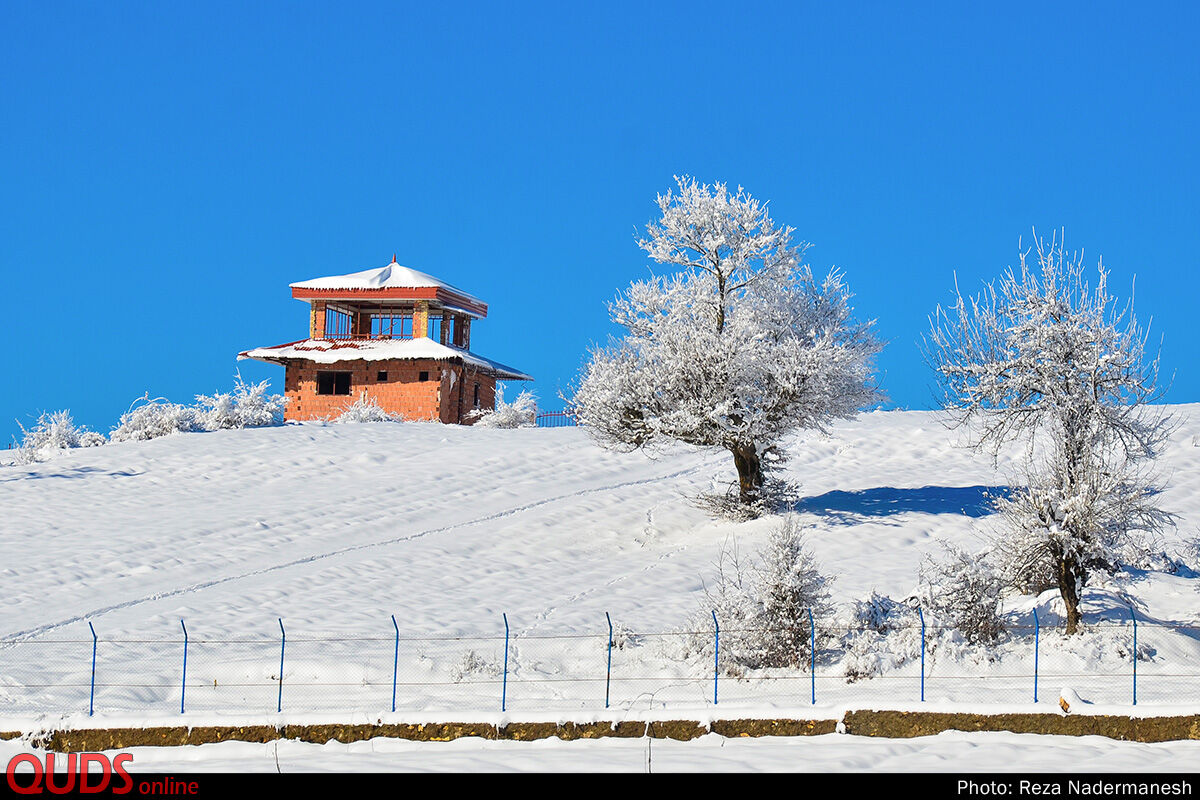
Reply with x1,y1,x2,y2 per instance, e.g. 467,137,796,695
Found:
180,619,188,715
917,607,926,702
277,618,285,714
711,610,719,706
502,613,510,713
1130,605,1138,707
808,607,816,705
391,614,399,714
605,612,613,710
1033,609,1040,704
87,621,97,717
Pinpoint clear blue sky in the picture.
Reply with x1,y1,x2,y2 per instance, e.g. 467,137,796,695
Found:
3,1,1197,443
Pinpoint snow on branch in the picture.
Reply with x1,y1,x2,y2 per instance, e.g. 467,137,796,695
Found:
924,230,1176,634
467,384,537,429
572,176,883,515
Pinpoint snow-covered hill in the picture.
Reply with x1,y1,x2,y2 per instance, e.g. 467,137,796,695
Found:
2,407,1199,721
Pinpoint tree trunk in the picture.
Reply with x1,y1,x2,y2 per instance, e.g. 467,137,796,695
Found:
730,443,763,506
1057,555,1083,635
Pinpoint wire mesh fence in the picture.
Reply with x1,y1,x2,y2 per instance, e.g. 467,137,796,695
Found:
1,615,1195,717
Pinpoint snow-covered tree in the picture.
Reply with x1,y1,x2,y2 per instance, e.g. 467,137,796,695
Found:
571,177,883,514
925,232,1175,634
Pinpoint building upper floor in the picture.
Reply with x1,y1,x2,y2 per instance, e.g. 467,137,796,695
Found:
290,257,487,348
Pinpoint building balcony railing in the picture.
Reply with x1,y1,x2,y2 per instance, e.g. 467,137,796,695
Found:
320,331,467,349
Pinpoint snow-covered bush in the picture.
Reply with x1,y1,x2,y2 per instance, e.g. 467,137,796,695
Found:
194,374,288,430
109,395,201,442
450,650,501,683
332,392,399,423
842,591,922,682
919,542,1006,645
852,591,907,634
689,516,834,671
110,376,287,442
467,384,537,428
842,627,924,683
14,410,106,464
611,621,642,651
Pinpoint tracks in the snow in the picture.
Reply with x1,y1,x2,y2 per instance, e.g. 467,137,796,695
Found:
1,459,717,642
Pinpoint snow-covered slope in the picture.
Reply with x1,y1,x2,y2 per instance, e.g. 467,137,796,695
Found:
2,407,1198,720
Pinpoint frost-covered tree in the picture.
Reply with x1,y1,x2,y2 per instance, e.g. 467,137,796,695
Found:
571,177,883,514
925,232,1175,634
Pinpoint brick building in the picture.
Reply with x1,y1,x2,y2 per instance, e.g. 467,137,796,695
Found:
239,258,532,423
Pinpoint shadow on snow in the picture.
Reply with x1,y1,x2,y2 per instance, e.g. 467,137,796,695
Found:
793,484,1009,524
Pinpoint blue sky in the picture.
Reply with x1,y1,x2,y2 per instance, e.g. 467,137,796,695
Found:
3,1,1197,443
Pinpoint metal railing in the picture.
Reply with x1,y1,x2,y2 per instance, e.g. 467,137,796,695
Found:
535,412,578,428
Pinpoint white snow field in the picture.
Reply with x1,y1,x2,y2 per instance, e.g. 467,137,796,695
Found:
2,407,1200,763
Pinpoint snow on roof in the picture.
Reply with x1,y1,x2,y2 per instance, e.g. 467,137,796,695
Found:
290,259,483,304
238,338,532,380
440,303,485,320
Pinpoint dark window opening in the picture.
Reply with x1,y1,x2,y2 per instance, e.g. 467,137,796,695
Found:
473,382,480,408
419,371,430,382
316,371,352,395
377,371,388,382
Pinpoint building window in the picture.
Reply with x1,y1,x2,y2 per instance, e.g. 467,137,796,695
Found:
316,371,351,395
473,382,480,408
419,371,430,382
377,371,388,382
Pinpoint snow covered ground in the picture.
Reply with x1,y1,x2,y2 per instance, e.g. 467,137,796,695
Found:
2,407,1199,764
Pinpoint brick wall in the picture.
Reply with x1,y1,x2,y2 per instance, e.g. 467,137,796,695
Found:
309,301,327,339
458,369,496,425
430,366,497,424
413,301,429,339
285,358,449,421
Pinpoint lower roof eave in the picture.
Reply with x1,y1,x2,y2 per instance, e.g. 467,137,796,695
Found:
237,340,531,381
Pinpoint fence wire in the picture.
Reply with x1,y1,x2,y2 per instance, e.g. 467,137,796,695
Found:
0,618,1193,716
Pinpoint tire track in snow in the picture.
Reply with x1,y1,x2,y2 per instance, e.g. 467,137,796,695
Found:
1,458,719,641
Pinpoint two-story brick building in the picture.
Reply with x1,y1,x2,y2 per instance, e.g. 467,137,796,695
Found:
239,258,531,423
